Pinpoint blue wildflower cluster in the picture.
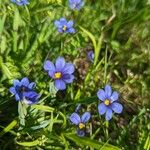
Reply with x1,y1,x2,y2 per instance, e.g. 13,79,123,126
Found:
9,0,123,138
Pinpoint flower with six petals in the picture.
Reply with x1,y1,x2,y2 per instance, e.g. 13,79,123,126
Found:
97,84,123,121
69,0,84,10
54,18,75,33
44,57,75,90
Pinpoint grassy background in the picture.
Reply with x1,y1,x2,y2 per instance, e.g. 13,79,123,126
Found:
0,0,150,149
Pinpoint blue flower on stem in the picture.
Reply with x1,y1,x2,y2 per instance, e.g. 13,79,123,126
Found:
70,112,91,137
9,77,40,105
11,0,29,6
44,57,75,90
97,84,123,121
69,0,84,10
54,18,75,34
87,51,94,63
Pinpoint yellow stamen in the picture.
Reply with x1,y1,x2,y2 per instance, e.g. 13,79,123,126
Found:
63,25,67,31
104,99,110,106
79,123,85,129
54,72,62,79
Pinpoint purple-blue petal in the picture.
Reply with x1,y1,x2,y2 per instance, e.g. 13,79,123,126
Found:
9,87,16,95
44,60,55,71
97,89,106,101
62,74,74,83
59,18,67,24
67,28,75,33
55,57,66,71
54,20,62,28
81,112,91,123
70,112,81,125
15,94,21,101
57,28,63,33
48,70,55,78
67,20,74,28
98,103,107,115
28,82,36,89
105,109,113,121
110,91,119,102
105,84,112,97
21,77,29,87
13,79,21,87
111,102,123,114
54,79,66,90
62,63,75,74
77,129,85,137
87,51,94,62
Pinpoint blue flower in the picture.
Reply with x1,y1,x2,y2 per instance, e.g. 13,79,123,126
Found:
54,18,75,34
69,0,84,10
87,51,94,62
97,84,123,121
9,77,40,105
44,57,75,90
70,112,91,137
11,0,29,6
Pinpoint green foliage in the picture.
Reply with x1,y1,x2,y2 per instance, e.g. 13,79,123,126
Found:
0,0,150,149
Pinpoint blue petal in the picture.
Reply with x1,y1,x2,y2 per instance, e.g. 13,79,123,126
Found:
15,94,21,101
62,63,75,74
58,28,63,33
55,57,66,71
59,18,67,25
81,112,91,123
44,60,55,71
105,109,113,121
9,87,16,94
105,84,112,97
77,129,85,137
54,20,62,28
67,28,75,33
70,112,80,125
48,70,55,78
54,79,66,90
97,89,106,101
21,77,29,87
111,102,123,114
62,74,74,83
28,82,36,89
98,103,107,115
13,79,21,87
87,51,94,62
67,20,74,28
110,91,119,102
23,91,39,99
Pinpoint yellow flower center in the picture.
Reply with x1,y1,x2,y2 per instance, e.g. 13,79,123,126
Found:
63,25,67,31
79,123,85,129
54,72,62,79
104,99,111,106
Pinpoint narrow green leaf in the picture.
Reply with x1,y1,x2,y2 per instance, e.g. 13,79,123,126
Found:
79,26,97,52
0,120,17,137
31,104,54,113
65,134,120,150
16,140,39,147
